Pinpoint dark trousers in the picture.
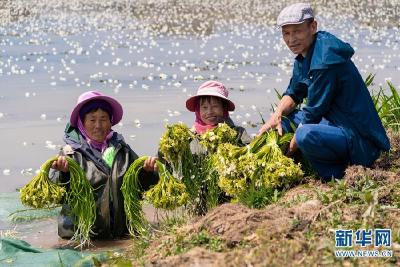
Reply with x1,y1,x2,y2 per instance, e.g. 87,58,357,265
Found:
281,110,350,179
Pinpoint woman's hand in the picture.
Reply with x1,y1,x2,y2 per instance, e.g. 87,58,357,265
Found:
51,156,69,172
143,156,158,172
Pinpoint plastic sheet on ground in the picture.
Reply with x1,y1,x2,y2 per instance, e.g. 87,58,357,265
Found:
0,238,106,267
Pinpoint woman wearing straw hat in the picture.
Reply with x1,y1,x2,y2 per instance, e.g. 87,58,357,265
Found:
51,91,158,239
186,80,252,153
183,80,252,214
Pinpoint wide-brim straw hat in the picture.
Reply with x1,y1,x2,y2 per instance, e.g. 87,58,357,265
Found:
186,81,235,112
70,91,123,127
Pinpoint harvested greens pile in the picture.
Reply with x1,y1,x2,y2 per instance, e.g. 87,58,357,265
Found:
123,123,304,234
214,130,303,198
122,155,189,238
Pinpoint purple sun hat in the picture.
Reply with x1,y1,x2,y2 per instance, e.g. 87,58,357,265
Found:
70,91,123,127
186,81,235,112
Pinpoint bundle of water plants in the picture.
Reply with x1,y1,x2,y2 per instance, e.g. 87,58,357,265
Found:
121,156,189,237
159,123,237,214
156,123,303,210
20,157,66,209
144,160,189,210
213,130,303,200
158,123,194,178
158,123,204,213
20,156,96,248
121,156,150,238
199,123,237,153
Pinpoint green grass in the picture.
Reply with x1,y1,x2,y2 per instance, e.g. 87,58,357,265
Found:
368,74,400,132
238,185,280,209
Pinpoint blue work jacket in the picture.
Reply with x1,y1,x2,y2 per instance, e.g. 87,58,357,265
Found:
284,31,390,166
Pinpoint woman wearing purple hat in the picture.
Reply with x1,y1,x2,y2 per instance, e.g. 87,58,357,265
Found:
51,91,158,239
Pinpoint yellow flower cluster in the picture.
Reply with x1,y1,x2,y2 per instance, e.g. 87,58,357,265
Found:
20,157,66,209
159,123,193,164
263,156,303,187
213,130,303,198
144,160,189,210
214,144,257,196
199,123,237,152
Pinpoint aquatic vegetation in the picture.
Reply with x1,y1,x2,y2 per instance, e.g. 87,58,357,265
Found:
159,123,193,167
20,158,66,209
20,156,96,248
214,130,303,199
121,156,150,238
199,123,237,153
122,155,189,238
144,161,189,210
157,123,303,210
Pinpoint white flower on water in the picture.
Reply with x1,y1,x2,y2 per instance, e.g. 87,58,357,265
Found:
45,140,57,150
21,168,33,176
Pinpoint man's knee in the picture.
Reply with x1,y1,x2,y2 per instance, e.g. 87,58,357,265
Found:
295,125,319,149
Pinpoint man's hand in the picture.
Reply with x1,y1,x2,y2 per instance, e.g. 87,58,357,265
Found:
144,156,158,172
51,156,69,172
258,95,297,136
258,112,283,136
286,135,298,156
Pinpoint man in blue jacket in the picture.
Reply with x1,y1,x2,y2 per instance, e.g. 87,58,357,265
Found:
258,3,390,179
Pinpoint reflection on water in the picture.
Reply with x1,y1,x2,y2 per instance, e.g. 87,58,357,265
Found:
1,1,399,34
